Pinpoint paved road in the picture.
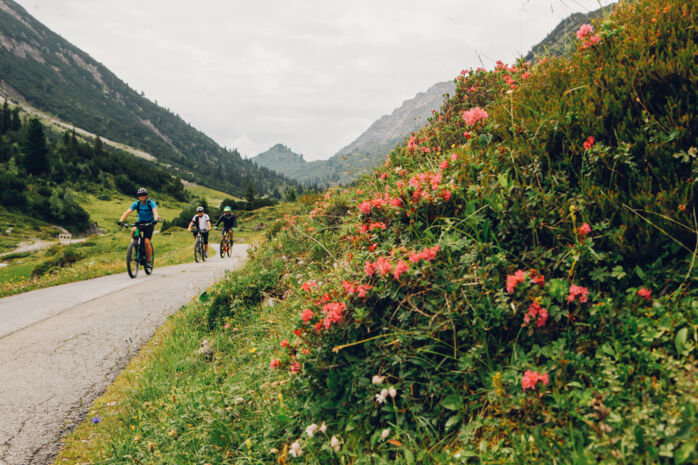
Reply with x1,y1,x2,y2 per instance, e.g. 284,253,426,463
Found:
0,244,247,465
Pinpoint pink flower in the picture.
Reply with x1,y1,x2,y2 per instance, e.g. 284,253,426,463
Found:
301,280,316,292
223,323,231,329
393,260,409,281
290,361,302,373
358,201,372,215
439,160,449,170
364,261,376,277
567,284,589,303
270,358,281,369
375,256,393,276
576,23,593,40
578,223,592,237
462,107,489,126
389,197,402,208
506,270,527,294
439,189,452,201
281,339,289,348
356,284,372,298
451,153,458,162
293,328,302,337
583,136,595,150
637,287,652,301
523,301,548,328
521,370,549,391
301,308,314,323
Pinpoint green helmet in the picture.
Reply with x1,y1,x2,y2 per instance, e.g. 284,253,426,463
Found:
224,206,232,212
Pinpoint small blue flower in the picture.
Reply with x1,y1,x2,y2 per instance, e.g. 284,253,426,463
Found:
92,415,101,424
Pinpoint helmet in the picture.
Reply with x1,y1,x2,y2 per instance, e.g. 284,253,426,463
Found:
224,206,232,212
196,206,204,212
137,187,148,196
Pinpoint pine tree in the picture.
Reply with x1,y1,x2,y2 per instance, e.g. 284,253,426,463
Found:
0,101,9,134
93,135,103,156
245,181,255,204
23,118,49,175
10,108,20,131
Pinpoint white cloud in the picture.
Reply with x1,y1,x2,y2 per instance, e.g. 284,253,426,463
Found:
17,0,615,161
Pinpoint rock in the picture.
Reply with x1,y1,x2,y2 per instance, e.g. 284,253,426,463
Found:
196,339,213,361
253,222,265,231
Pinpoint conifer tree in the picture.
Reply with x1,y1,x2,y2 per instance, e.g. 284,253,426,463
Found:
10,108,20,131
1,101,9,134
23,118,49,175
245,181,255,204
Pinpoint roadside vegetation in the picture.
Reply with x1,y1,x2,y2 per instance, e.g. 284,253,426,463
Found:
57,1,697,464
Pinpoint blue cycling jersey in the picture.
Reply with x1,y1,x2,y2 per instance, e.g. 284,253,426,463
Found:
130,199,157,222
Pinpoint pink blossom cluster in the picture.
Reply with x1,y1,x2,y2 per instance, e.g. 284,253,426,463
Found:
365,256,411,281
301,280,317,291
506,270,528,293
462,107,489,126
637,287,652,301
576,24,601,49
321,301,347,330
567,284,589,303
583,136,596,150
522,301,548,328
341,280,372,298
408,245,440,263
521,370,549,391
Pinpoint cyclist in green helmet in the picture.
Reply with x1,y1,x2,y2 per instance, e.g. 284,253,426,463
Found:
215,206,238,246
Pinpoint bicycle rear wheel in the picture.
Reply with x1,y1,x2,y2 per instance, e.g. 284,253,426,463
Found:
126,241,139,278
219,237,225,258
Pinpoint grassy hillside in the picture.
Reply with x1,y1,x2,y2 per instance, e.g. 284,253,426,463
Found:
58,1,697,464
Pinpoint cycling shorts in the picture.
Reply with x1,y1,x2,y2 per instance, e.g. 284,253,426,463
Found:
138,222,154,240
193,230,209,244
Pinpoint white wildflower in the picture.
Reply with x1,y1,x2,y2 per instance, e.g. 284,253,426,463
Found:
305,423,319,438
319,422,327,433
290,440,303,458
388,386,397,398
330,435,341,452
371,375,385,385
381,428,391,440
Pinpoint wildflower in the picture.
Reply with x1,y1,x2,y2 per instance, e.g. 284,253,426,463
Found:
301,308,314,323
439,160,449,170
462,107,489,126
381,428,391,440
375,391,387,404
567,284,589,303
393,260,409,281
358,201,372,215
91,415,101,424
301,280,316,292
270,358,281,369
463,131,472,140
380,173,388,180
364,261,376,277
451,153,458,161
223,323,231,329
290,440,303,458
530,269,545,287
290,361,302,373
637,287,652,300
293,328,302,337
521,370,549,391
522,301,549,328
356,284,372,298
576,23,593,40
388,386,397,398
506,269,527,293
389,197,402,208
439,189,452,201
369,243,378,252
280,339,289,348
583,136,595,150
320,422,327,433
372,375,385,384
314,321,323,333
306,423,319,438
578,222,592,237
330,436,341,452
375,256,393,276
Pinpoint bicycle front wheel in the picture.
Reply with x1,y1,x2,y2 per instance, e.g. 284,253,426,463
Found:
219,237,225,258
227,238,232,257
126,242,139,278
194,239,202,263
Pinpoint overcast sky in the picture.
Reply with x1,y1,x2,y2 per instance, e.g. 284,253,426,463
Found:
15,0,614,160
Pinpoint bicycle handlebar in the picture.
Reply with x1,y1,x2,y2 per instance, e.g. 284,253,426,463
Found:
121,220,158,228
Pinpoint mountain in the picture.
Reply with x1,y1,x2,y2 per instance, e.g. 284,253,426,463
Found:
250,82,456,185
0,0,299,197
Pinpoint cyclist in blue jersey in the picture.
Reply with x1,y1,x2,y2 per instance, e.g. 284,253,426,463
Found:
118,187,160,263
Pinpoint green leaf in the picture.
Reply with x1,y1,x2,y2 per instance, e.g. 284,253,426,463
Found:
404,448,415,464
441,394,463,411
199,291,210,302
497,172,508,189
445,415,461,430
675,441,696,464
675,327,689,354
610,265,626,280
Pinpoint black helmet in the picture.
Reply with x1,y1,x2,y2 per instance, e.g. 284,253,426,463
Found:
196,206,204,212
137,187,148,196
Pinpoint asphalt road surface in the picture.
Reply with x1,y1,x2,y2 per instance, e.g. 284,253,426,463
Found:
0,244,248,465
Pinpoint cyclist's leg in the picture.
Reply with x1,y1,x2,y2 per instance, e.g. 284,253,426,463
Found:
143,224,154,261
203,231,209,253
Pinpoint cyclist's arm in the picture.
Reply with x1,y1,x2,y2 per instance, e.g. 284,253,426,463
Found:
206,219,212,230
187,220,194,232
233,216,238,229
152,207,160,222
119,208,133,224
215,216,223,227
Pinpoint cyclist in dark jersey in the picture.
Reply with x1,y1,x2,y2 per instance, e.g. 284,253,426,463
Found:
118,187,159,263
215,206,238,245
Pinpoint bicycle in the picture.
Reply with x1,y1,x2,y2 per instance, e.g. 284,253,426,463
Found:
216,227,233,258
193,228,206,263
121,220,156,278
